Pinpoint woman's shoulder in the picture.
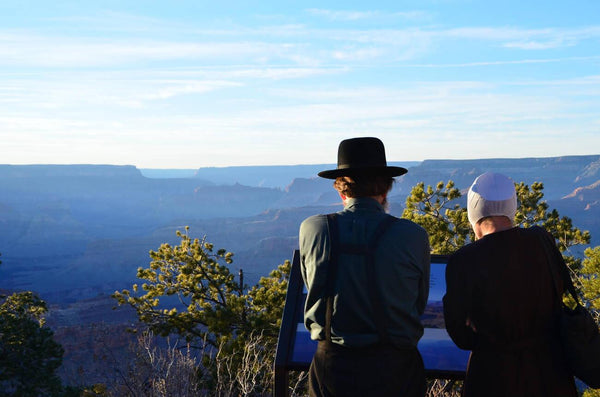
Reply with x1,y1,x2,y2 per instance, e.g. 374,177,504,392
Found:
447,230,504,266
448,241,479,266
520,225,552,239
449,226,550,263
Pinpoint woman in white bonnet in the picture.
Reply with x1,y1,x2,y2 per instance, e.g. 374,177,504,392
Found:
443,172,577,397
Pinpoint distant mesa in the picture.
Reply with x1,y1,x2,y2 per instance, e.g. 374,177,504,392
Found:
0,164,141,178
1,154,599,304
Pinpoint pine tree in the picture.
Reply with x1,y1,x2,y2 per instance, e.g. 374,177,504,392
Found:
113,227,290,394
0,291,64,396
402,180,472,254
403,180,591,260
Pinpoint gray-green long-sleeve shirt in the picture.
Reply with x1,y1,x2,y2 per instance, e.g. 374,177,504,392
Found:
299,197,430,348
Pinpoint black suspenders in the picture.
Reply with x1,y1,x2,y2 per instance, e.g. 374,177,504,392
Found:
324,213,397,345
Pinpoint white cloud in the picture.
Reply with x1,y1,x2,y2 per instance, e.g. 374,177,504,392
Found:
1,8,600,167
444,26,600,50
305,9,428,22
332,47,383,61
3,21,599,72
0,33,293,67
503,40,570,50
0,65,351,116
398,56,600,68
139,80,243,101
45,11,182,34
219,67,346,80
306,9,380,21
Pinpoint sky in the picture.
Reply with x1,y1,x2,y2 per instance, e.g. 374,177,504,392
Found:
1,0,599,168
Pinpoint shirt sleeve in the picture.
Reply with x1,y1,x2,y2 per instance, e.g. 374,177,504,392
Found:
299,215,329,291
299,215,330,337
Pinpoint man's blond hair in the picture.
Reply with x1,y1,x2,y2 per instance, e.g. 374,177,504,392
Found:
333,175,394,198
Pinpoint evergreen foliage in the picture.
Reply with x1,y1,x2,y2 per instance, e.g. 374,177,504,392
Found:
581,247,600,312
113,227,290,394
403,180,591,258
0,291,64,396
514,182,591,269
402,181,472,254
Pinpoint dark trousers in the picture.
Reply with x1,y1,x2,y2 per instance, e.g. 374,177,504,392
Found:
308,340,426,397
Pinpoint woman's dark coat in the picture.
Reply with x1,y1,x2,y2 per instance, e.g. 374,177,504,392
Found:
443,226,577,397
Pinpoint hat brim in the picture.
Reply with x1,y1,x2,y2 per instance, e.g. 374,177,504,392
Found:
318,166,407,179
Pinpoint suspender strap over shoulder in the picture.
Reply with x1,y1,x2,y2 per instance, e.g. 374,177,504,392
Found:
324,214,339,343
324,213,397,344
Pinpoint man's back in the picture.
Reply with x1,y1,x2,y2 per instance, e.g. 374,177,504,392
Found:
299,197,430,348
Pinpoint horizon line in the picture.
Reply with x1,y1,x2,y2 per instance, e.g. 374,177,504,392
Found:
1,153,600,170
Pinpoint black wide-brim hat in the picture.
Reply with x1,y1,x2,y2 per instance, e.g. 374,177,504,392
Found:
318,137,408,179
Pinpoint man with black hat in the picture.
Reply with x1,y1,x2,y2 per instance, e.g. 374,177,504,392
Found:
299,137,431,397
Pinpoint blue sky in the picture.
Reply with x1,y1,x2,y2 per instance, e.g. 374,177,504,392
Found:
1,0,599,168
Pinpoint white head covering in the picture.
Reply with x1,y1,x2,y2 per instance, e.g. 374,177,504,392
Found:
467,172,517,227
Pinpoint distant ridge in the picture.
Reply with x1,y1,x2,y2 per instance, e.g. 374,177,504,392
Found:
420,154,600,165
0,154,599,304
400,155,600,201
191,162,420,188
0,164,141,178
140,169,198,179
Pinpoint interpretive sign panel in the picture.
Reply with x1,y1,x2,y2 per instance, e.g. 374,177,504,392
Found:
274,251,469,396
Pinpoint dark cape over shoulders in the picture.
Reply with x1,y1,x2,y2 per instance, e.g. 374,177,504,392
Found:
443,226,576,397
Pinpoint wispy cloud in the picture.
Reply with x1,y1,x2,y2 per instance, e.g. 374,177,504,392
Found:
503,40,570,50
305,9,428,22
2,76,598,167
1,4,599,167
444,26,600,50
398,56,600,68
140,80,243,101
0,33,293,67
0,65,349,116
3,20,600,71
306,9,379,21
44,11,177,34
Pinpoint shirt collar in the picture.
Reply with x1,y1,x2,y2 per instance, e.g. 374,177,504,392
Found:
344,197,385,213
